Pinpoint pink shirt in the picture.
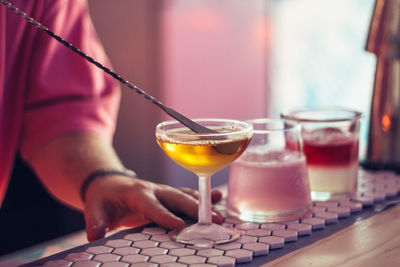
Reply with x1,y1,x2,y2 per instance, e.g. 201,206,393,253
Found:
0,0,120,204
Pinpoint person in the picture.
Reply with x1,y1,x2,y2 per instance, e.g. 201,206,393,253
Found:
0,0,223,243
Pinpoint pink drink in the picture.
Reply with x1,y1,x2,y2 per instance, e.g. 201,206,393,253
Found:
227,151,311,222
303,128,359,196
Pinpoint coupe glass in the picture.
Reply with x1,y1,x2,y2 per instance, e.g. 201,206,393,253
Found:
156,118,253,247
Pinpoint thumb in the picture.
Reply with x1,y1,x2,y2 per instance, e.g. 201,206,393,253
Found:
84,198,112,242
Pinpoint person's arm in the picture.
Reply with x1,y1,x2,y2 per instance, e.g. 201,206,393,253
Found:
26,131,223,241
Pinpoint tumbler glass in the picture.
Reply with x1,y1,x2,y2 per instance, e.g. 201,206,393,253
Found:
226,119,312,222
281,107,362,200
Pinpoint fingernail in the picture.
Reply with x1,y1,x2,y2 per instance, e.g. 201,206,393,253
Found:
212,212,224,224
175,219,186,229
88,224,107,242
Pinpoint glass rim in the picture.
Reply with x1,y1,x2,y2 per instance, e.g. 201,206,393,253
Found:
246,118,300,134
280,107,363,123
155,118,253,137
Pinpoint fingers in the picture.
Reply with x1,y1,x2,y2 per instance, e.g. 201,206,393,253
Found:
84,198,112,242
178,187,199,199
158,186,224,224
84,179,225,241
178,187,223,204
157,187,199,219
211,190,223,204
127,191,186,230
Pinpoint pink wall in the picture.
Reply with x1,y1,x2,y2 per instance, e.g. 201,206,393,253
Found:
161,1,269,121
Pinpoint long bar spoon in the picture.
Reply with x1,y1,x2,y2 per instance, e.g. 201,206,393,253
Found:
0,0,215,134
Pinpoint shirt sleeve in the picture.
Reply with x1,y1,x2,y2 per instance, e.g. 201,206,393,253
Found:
19,0,121,160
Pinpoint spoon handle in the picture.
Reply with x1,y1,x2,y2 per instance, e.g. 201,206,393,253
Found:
1,0,214,134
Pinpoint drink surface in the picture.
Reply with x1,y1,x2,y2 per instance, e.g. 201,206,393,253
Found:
227,150,311,222
156,126,251,176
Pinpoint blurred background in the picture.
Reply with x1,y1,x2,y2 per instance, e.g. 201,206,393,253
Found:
0,0,376,256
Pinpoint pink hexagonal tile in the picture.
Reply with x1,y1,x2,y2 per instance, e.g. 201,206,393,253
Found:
113,246,140,256
149,254,177,264
150,234,171,242
236,235,258,244
196,248,224,257
207,255,235,267
314,211,338,224
314,201,339,208
124,233,151,241
235,222,259,230
331,195,351,201
85,245,113,255
121,254,149,264
282,219,299,225
178,255,206,264
140,247,168,256
105,239,132,248
260,223,286,230
312,206,327,213
272,229,298,242
364,192,386,202
351,195,374,206
258,235,285,249
245,229,271,237
93,253,121,263
301,217,326,230
301,212,313,218
159,241,185,249
224,249,252,263
242,242,269,256
213,242,241,251
339,201,363,212
169,248,196,257
327,206,351,218
132,240,159,249
287,223,312,236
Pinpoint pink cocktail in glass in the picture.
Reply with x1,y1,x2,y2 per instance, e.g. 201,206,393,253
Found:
281,108,362,200
226,119,312,222
303,128,359,196
227,151,311,222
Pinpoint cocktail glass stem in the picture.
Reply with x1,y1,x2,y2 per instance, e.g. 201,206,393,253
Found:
198,176,212,225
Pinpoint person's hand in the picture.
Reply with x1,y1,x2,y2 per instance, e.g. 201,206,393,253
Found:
83,175,224,242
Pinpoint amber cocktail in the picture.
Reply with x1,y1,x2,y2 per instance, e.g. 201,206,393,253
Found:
156,118,253,247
